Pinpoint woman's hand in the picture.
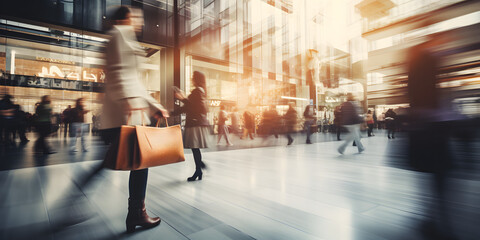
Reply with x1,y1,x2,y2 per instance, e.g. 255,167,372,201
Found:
174,91,186,100
158,109,170,118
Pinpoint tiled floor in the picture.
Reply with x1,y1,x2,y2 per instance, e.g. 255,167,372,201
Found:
1,134,479,240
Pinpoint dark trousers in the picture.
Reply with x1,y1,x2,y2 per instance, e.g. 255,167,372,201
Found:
286,126,294,143
1,119,15,144
242,128,254,140
63,123,69,138
19,128,26,141
388,128,395,138
35,123,51,153
305,120,314,142
367,123,374,136
336,125,341,140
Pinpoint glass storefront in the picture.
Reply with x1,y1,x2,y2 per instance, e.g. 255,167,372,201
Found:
1,0,370,130
180,0,366,124
0,19,171,125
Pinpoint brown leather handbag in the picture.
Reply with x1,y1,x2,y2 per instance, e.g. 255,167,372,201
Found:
104,114,185,170
133,119,185,169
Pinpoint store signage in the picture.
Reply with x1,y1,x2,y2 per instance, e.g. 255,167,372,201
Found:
35,57,75,65
28,77,51,88
0,73,104,93
38,66,102,82
209,100,221,107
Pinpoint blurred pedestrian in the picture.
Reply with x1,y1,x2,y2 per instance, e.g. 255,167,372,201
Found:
334,105,342,141
229,107,240,136
14,104,29,144
62,105,73,138
69,98,90,153
217,105,233,146
284,103,297,146
172,71,210,181
385,108,396,139
262,105,280,139
34,95,55,154
241,110,255,140
337,93,365,154
407,33,455,239
377,111,385,129
0,94,16,145
366,110,375,137
100,6,171,232
304,104,315,144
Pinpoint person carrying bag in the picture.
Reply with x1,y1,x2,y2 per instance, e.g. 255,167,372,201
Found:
84,6,172,233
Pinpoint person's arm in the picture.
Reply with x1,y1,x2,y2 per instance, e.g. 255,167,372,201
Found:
179,88,198,106
171,90,196,116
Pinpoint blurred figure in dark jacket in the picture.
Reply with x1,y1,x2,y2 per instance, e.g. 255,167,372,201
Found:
69,98,90,153
262,105,280,139
241,110,255,140
334,105,342,141
0,95,16,145
34,95,55,154
366,110,375,137
284,103,297,146
407,32,456,240
14,104,29,144
385,109,396,139
62,105,73,138
304,104,315,144
337,93,364,154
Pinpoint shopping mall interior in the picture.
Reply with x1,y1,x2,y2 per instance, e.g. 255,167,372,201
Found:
0,0,479,239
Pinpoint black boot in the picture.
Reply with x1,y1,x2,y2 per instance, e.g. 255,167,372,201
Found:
187,170,203,181
126,198,161,233
287,136,294,145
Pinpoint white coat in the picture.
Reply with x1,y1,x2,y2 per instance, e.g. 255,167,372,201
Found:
101,25,166,129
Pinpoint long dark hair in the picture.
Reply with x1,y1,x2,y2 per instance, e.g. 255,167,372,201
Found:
193,71,207,96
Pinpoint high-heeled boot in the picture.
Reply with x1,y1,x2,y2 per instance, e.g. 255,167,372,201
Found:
126,198,161,233
187,170,203,181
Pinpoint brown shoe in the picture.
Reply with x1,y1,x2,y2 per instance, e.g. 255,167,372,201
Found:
126,199,160,233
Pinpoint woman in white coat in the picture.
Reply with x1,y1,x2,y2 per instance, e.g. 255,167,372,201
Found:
102,6,169,233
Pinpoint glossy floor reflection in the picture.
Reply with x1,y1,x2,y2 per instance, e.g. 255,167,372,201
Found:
1,135,479,240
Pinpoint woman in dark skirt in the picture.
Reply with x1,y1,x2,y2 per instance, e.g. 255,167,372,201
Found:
172,71,210,181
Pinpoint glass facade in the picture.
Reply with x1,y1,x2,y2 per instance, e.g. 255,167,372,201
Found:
0,1,175,124
357,0,465,32
1,0,370,127
179,0,366,123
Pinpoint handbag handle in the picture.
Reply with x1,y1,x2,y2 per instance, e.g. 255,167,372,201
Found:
156,117,169,127
127,109,146,126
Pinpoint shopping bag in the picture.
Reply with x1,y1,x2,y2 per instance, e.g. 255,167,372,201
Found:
103,125,138,170
103,115,185,170
133,119,185,169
